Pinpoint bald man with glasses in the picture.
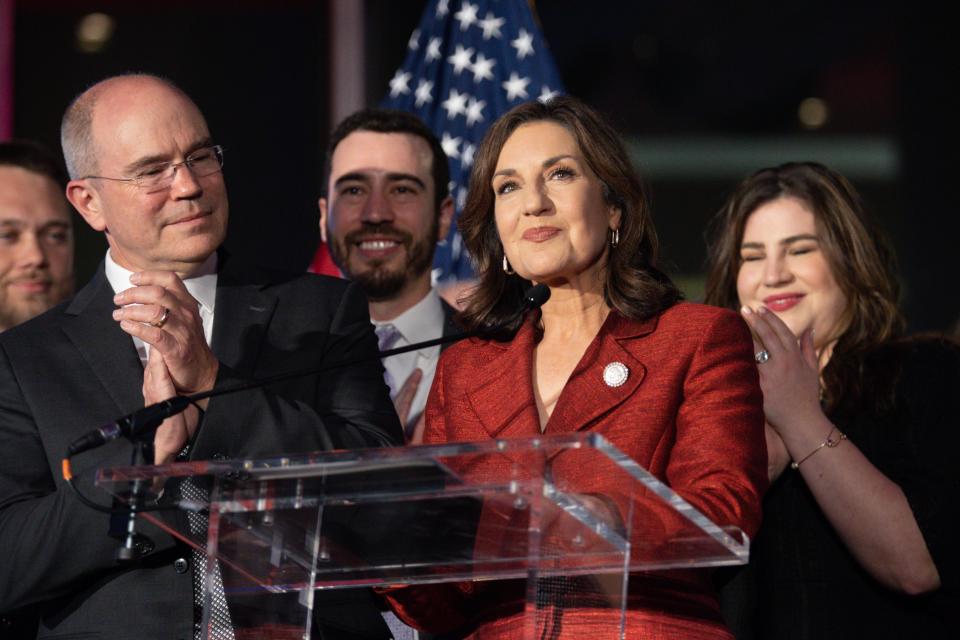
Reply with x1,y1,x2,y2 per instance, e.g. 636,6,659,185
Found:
0,74,401,640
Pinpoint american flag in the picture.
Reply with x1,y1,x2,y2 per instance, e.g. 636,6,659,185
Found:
382,0,564,284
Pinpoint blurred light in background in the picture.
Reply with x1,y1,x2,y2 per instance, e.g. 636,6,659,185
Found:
798,96,829,130
76,13,115,54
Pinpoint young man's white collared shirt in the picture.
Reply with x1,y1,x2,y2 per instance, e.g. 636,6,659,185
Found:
373,288,444,435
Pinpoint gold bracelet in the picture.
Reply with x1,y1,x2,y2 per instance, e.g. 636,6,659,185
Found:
790,427,847,470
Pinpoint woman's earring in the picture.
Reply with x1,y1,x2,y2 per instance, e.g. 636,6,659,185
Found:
611,227,620,247
502,254,515,275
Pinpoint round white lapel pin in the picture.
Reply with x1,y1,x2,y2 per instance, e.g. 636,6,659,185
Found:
603,362,629,388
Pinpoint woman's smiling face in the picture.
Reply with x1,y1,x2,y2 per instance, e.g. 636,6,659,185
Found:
737,196,848,347
491,120,619,286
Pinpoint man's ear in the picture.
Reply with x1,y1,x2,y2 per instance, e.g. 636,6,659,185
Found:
65,180,107,232
437,194,455,243
317,196,329,244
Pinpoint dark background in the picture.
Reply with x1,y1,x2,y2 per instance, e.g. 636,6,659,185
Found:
8,0,956,333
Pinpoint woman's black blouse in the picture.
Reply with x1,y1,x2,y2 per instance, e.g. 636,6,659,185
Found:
720,336,960,639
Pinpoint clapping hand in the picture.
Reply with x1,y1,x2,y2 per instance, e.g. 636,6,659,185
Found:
113,271,219,401
143,347,199,465
394,368,427,444
740,305,824,436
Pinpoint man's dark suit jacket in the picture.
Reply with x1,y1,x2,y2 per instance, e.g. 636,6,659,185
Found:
0,253,403,639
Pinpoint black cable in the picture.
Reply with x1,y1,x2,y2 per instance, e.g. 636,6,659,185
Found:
63,467,178,514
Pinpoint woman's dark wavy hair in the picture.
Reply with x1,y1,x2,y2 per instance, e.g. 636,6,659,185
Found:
458,96,681,339
704,161,905,411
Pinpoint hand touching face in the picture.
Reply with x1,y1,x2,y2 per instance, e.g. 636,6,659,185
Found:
737,196,847,349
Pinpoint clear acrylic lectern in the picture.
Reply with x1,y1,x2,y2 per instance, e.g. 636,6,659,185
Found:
97,433,749,639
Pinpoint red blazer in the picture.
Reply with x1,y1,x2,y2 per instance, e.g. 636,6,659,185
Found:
388,302,767,639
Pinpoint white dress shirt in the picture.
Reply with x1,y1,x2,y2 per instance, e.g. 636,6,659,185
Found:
373,288,445,434
104,251,218,364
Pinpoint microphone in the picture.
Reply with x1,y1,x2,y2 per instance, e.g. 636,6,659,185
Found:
66,284,552,458
522,283,550,312
67,396,193,457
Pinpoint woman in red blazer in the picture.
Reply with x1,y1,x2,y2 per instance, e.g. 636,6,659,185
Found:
386,97,766,639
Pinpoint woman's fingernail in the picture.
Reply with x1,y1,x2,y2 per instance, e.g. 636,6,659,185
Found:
740,305,752,315
757,306,767,315
130,273,141,284
112,309,122,320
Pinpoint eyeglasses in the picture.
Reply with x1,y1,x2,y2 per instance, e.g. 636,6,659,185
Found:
84,145,225,192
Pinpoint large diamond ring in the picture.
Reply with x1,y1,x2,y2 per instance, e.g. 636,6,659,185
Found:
151,307,170,329
755,350,770,364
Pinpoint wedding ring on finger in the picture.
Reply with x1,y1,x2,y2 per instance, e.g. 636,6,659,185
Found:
151,307,170,329
755,350,770,364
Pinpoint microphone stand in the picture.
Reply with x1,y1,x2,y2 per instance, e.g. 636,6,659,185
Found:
64,331,482,561
116,439,149,562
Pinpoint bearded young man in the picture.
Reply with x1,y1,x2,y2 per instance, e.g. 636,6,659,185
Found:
320,109,458,441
